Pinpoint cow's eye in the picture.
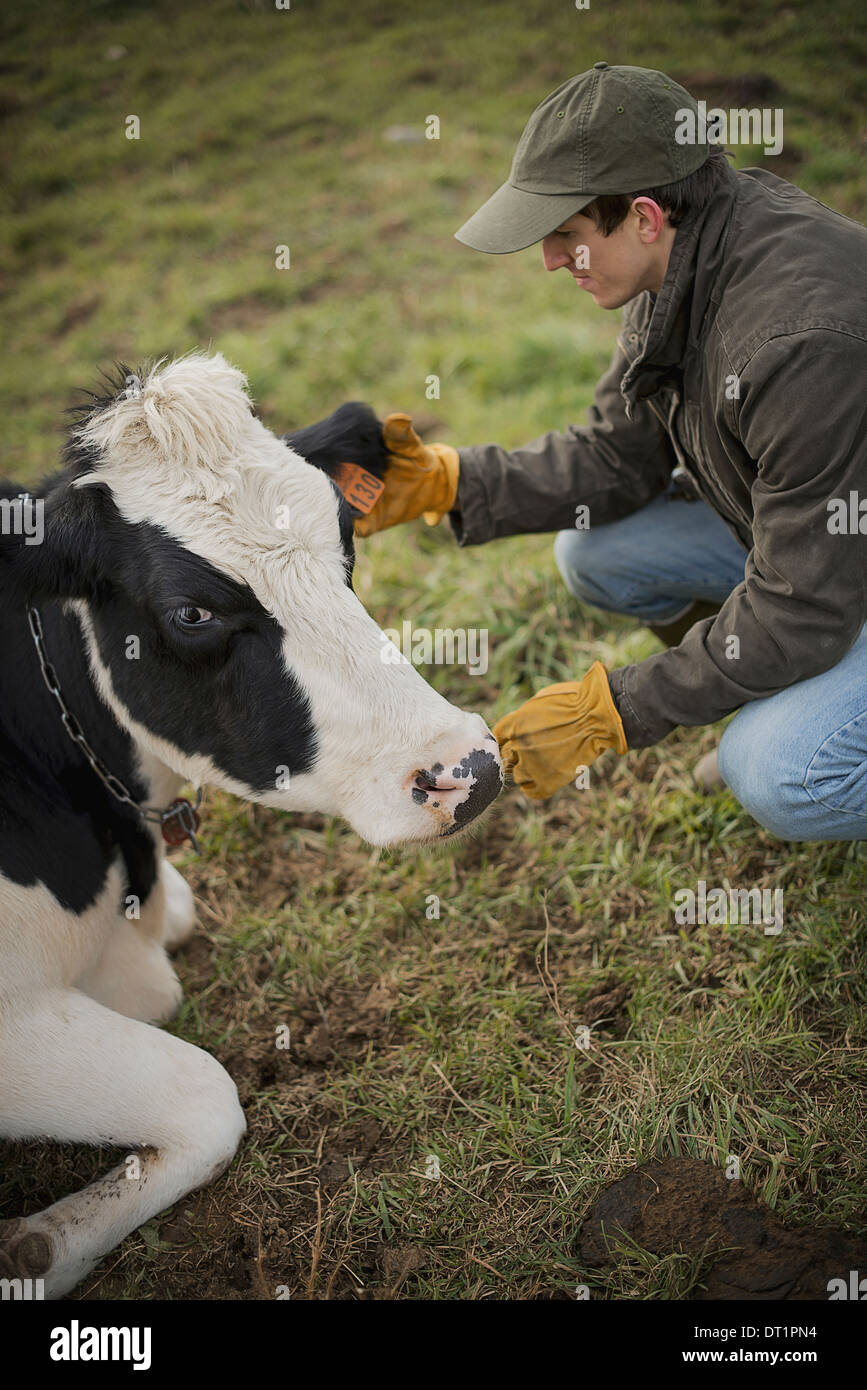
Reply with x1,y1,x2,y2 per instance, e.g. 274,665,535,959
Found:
174,605,215,628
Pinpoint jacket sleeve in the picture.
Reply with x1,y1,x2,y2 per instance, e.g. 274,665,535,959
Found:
608,331,867,747
448,337,676,545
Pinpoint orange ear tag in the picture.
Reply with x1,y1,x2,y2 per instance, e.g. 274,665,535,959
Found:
333,462,385,515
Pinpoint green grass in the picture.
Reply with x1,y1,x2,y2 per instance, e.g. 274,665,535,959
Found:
0,0,864,1300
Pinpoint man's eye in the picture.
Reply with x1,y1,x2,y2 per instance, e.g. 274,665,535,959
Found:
174,605,215,627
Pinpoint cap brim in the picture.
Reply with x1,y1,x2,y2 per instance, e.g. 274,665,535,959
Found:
454,181,595,254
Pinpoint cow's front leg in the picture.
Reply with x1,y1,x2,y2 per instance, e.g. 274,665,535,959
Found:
76,859,194,1021
0,988,246,1299
76,902,182,1024
160,857,197,951
74,856,180,1023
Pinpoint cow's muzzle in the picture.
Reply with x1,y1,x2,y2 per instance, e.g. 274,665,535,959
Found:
408,733,503,836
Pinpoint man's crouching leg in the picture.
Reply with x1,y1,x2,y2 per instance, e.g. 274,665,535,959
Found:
718,624,867,843
553,487,747,625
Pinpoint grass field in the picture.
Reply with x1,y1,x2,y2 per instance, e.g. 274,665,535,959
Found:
1,0,865,1299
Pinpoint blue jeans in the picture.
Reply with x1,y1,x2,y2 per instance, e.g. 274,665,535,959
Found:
554,483,867,841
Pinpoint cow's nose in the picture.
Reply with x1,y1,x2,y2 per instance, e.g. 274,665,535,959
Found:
409,733,503,836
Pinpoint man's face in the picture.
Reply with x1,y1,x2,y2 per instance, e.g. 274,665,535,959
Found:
541,200,672,309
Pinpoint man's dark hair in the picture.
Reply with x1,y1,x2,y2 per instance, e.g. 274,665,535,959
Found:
584,149,734,235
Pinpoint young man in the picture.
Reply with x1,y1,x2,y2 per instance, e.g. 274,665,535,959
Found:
357,64,867,842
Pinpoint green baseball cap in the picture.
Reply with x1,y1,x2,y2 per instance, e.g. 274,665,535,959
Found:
455,63,712,254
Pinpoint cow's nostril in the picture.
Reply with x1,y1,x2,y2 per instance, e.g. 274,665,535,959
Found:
411,769,457,805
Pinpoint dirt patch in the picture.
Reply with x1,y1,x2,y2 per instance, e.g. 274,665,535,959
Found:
215,977,403,1101
579,1157,867,1299
359,1243,429,1299
319,1118,383,1187
581,975,631,1032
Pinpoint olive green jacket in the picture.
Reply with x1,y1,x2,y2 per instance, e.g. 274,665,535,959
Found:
450,162,867,747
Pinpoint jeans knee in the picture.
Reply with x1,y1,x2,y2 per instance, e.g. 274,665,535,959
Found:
803,716,867,830
554,528,612,605
718,714,809,840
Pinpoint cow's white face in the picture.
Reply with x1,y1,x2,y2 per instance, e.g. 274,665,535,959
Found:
64,354,502,846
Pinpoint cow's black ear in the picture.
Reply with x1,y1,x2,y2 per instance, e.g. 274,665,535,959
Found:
0,476,110,605
282,402,387,483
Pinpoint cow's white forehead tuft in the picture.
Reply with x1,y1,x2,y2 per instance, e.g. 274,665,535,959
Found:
73,352,258,503
70,352,352,624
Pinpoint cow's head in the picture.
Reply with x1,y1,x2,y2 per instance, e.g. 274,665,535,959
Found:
15,353,502,845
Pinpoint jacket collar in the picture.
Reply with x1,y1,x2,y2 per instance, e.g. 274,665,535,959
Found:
621,160,740,406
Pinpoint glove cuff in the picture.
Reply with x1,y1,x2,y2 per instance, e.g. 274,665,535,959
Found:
582,660,628,755
528,662,628,758
422,444,460,525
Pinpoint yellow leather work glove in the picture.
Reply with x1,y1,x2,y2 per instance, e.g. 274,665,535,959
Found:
493,661,628,800
353,413,460,537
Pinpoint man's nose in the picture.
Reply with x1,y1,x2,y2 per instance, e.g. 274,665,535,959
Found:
542,237,572,272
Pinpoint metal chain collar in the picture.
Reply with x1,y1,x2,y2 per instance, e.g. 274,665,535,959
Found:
26,604,203,853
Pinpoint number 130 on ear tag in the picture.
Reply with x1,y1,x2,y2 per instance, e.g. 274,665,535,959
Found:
333,462,385,515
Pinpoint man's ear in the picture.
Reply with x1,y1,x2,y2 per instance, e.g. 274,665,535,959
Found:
1,477,110,606
631,196,667,243
282,402,387,518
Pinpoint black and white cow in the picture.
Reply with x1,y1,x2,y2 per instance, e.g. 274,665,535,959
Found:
0,353,502,1298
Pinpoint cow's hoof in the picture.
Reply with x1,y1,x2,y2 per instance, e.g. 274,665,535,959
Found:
0,1218,52,1277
